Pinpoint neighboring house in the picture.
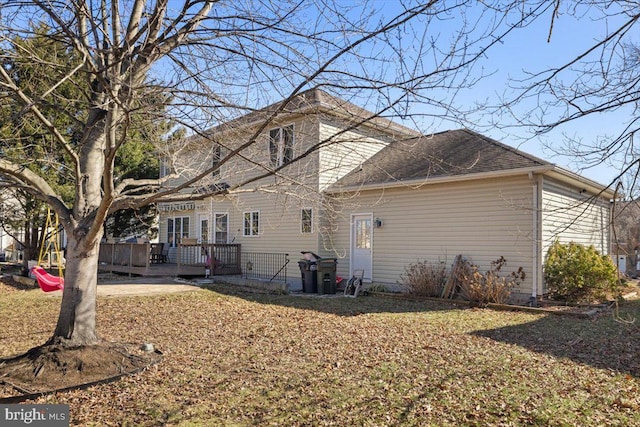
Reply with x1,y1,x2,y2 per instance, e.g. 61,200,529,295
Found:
158,89,614,300
611,199,640,277
0,190,25,262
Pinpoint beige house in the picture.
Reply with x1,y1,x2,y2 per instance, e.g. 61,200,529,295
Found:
158,90,614,300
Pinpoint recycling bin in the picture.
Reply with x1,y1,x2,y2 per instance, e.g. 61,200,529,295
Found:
316,258,337,294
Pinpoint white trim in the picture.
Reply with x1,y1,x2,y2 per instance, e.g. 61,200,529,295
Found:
328,166,554,193
268,124,295,167
531,178,538,298
197,213,210,244
243,210,261,237
301,207,314,234
167,215,191,247
327,165,615,200
350,213,373,283
213,212,230,244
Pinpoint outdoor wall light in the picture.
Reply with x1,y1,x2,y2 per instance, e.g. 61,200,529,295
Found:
375,217,383,228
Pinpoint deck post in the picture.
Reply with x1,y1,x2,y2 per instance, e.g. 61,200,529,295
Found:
128,243,133,277
177,244,181,273
110,243,115,273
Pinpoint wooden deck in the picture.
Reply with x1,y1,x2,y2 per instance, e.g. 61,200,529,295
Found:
98,242,242,277
97,262,242,277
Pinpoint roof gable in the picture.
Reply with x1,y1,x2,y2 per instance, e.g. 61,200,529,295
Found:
206,88,421,139
332,129,551,188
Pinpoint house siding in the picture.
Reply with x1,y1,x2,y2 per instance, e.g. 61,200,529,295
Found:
216,116,321,188
153,92,613,298
318,121,390,191
325,175,536,298
158,109,415,282
541,178,610,255
207,191,320,279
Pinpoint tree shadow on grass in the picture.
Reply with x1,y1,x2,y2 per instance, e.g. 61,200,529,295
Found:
201,282,460,316
470,299,640,378
0,274,38,292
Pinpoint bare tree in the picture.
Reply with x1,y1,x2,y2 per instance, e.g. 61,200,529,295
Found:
491,2,640,195
0,0,556,353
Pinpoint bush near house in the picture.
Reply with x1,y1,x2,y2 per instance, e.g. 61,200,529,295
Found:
401,256,525,306
544,241,620,304
400,260,448,297
457,256,525,306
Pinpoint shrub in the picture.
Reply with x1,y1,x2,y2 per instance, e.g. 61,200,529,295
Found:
543,241,619,303
400,260,447,297
457,256,525,306
366,284,389,293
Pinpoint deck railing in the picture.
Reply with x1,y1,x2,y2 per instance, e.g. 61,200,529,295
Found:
241,252,289,282
178,243,241,274
99,243,150,268
98,242,284,280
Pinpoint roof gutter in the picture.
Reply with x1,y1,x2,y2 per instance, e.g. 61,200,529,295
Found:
544,168,616,200
325,165,556,194
326,164,615,200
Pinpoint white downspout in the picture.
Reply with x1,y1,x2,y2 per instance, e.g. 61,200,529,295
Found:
530,172,539,304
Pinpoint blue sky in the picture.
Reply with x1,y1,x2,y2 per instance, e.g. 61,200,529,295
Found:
159,1,633,188
413,4,635,188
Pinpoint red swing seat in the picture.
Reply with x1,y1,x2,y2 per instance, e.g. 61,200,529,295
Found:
31,266,64,292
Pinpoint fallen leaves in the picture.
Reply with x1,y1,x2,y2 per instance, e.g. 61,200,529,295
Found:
0,279,639,426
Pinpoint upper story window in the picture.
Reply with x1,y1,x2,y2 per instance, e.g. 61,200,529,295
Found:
212,145,222,177
269,125,294,167
301,208,313,234
160,158,172,178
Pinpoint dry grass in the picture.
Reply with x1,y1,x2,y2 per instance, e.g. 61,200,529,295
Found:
1,278,639,426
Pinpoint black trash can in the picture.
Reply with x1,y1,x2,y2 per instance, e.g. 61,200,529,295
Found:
298,259,318,293
316,258,337,294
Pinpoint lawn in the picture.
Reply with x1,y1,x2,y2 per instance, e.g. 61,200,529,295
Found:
1,280,639,426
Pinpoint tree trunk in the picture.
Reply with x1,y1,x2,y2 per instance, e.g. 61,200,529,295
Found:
20,219,36,276
50,235,101,346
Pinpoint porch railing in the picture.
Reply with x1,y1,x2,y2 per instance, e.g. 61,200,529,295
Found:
241,252,289,282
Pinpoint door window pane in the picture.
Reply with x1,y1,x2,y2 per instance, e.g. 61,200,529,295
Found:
200,219,209,244
355,219,371,249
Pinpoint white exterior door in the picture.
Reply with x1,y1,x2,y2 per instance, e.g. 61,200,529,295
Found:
198,214,210,244
351,214,372,282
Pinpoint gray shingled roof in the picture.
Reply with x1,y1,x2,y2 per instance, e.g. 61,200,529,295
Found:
207,88,421,138
331,129,552,189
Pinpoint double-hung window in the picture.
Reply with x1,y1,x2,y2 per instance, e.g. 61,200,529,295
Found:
211,145,222,177
214,213,229,243
160,158,173,178
301,208,313,234
243,211,260,237
269,125,294,167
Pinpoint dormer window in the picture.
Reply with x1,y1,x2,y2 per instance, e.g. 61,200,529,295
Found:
269,125,294,167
